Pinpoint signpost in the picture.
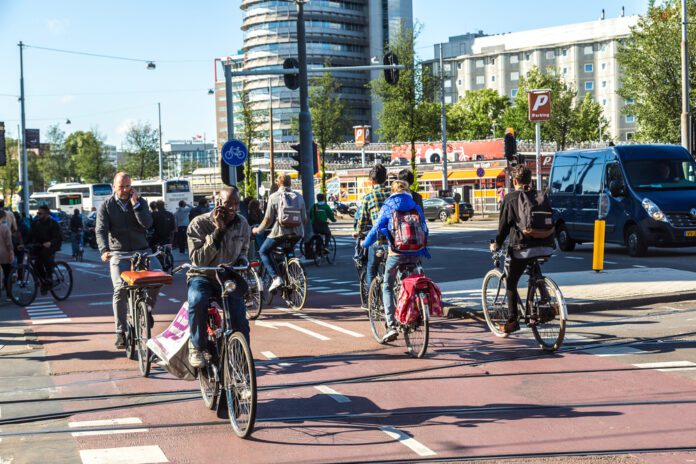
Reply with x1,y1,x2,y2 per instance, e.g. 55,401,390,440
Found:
354,125,370,167
528,89,551,190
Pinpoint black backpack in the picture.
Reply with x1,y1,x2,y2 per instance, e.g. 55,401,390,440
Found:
517,190,555,240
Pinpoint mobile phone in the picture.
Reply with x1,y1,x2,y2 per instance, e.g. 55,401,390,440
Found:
215,196,222,207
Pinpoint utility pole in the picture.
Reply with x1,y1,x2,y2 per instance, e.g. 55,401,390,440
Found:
439,43,449,192
268,77,276,185
18,41,29,217
223,58,237,185
681,0,691,151
158,102,164,180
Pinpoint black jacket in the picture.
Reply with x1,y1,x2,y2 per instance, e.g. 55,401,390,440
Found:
495,189,554,251
151,210,176,243
96,196,153,254
70,213,83,232
189,205,208,222
29,217,62,254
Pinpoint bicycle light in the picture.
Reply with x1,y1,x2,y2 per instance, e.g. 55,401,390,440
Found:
223,280,237,295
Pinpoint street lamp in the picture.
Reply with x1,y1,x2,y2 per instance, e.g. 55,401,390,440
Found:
146,61,156,70
208,89,214,95
65,119,71,125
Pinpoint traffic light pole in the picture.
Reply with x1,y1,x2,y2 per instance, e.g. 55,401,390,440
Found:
18,41,29,218
439,43,449,192
223,59,237,186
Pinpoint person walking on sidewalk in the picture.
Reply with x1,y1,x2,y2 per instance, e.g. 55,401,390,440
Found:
174,200,191,254
0,210,14,297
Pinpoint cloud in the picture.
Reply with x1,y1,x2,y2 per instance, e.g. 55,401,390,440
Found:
46,19,67,34
60,95,75,104
116,119,137,135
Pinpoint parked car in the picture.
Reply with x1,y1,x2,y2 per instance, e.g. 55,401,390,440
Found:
549,144,696,257
422,197,473,222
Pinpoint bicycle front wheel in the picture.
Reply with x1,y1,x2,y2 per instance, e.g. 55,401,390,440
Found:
136,301,152,377
225,332,257,438
244,268,262,320
325,235,337,264
284,258,307,310
8,266,38,307
50,261,73,301
481,269,510,338
530,277,567,352
404,291,429,358
367,277,388,343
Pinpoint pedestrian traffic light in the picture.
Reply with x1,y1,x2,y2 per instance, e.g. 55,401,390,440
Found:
283,57,300,90
220,162,244,187
290,142,319,175
0,122,5,167
290,143,301,173
504,128,516,162
383,52,399,85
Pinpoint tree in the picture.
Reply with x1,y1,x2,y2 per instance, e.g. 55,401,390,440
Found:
371,22,439,190
122,122,159,179
34,124,75,189
67,130,115,183
237,86,264,198
447,89,510,140
570,93,610,143
309,69,348,194
0,137,20,205
616,0,696,142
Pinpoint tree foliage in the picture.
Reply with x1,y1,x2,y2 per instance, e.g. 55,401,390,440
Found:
616,0,696,142
570,93,610,143
0,137,20,205
122,122,160,179
310,69,348,194
237,86,264,198
447,89,510,140
66,129,115,183
36,124,75,188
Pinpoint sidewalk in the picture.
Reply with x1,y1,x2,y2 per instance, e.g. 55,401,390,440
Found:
0,302,39,356
442,267,696,318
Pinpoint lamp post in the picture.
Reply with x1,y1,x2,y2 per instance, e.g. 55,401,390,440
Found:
439,43,449,193
296,0,316,221
681,0,691,151
18,41,29,217
268,77,276,186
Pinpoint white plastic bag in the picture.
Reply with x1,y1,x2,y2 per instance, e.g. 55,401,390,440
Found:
147,303,196,380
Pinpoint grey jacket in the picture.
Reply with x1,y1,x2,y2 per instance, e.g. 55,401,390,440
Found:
187,211,250,281
96,195,153,254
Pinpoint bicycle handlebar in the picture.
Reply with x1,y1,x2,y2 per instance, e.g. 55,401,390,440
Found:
110,250,163,260
172,262,250,275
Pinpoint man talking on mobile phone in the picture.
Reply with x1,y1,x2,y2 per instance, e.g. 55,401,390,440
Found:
96,172,159,349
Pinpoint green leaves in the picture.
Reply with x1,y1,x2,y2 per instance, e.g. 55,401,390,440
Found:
65,130,114,183
447,89,510,140
122,122,159,179
237,86,264,198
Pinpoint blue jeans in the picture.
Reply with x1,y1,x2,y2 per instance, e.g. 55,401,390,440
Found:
259,236,283,280
71,231,83,255
382,255,420,330
365,244,381,289
187,276,250,351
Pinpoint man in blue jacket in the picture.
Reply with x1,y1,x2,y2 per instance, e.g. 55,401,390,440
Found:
361,180,429,343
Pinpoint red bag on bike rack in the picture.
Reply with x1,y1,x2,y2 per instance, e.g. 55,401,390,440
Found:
395,274,443,324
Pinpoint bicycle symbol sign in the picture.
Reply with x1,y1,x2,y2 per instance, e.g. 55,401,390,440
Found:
221,139,248,167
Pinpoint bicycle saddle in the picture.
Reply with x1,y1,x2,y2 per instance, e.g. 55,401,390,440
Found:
120,270,173,286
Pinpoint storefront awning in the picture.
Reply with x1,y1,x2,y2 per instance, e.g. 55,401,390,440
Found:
419,171,445,181
448,168,505,181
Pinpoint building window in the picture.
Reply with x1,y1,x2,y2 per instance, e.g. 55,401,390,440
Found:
457,79,462,85
511,88,518,97
444,63,451,72
458,63,462,69
602,99,607,105
525,52,531,61
476,75,485,85
602,80,607,88
626,98,635,105
444,79,451,88
545,50,555,60
584,63,593,72
491,75,496,82
510,71,519,81
600,42,608,52
626,115,636,123
489,57,496,65
561,48,568,57
584,45,593,55
509,55,519,64
626,132,635,140
585,81,594,91
601,62,607,70
562,67,568,75
475,59,484,68
445,96,452,104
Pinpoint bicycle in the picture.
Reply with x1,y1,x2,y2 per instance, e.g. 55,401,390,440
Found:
299,233,336,266
481,247,568,352
114,250,172,377
8,250,73,307
354,235,369,308
160,244,175,275
258,235,307,310
242,261,262,320
173,262,257,439
367,247,430,358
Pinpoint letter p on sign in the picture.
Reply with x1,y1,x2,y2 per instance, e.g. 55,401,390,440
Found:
528,90,551,121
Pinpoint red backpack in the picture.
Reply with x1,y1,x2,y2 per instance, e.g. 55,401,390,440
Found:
390,209,426,252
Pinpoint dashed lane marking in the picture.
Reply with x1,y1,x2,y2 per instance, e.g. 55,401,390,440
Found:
69,417,148,436
279,309,364,338
633,361,696,371
633,265,647,268
582,345,644,357
427,246,487,253
604,260,618,264
168,298,180,303
79,445,168,464
379,426,436,457
564,256,584,260
260,351,292,366
88,301,112,306
315,385,351,403
255,320,330,341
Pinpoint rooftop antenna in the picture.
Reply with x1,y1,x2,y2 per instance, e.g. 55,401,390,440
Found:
601,8,605,20
621,6,625,17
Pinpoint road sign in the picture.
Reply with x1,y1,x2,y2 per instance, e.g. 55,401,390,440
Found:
528,90,552,121
476,167,485,178
221,139,248,167
354,125,371,148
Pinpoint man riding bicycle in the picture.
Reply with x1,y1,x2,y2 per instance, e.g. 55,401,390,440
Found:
309,193,336,252
149,200,176,268
29,205,62,295
97,172,158,349
187,186,250,368
355,165,390,291
489,165,555,334
362,180,430,343
252,173,307,293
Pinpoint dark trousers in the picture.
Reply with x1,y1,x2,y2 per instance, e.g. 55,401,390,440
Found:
313,222,331,248
506,256,532,319
32,247,55,285
176,226,187,253
1,263,11,294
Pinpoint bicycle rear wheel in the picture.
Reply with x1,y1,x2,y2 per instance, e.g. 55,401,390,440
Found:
530,277,567,352
8,266,37,307
50,261,73,301
367,277,388,343
225,332,256,438
284,258,307,310
403,291,429,358
481,269,510,338
244,268,262,320
136,301,152,377
325,235,337,264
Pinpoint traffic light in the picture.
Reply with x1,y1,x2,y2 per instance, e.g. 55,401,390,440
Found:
283,57,299,90
220,162,244,187
290,142,319,175
0,122,5,167
383,52,399,85
504,128,516,162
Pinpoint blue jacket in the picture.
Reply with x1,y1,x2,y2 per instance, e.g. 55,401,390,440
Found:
362,192,430,258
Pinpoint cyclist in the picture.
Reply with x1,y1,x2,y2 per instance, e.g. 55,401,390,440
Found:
309,193,336,253
69,208,84,259
398,169,423,209
252,173,307,293
489,165,555,334
29,205,62,295
186,186,250,368
355,164,390,291
362,180,430,343
96,171,157,349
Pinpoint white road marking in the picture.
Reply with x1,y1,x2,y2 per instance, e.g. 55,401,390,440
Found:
26,304,59,310
158,292,166,297
78,269,110,278
315,385,351,403
584,345,644,356
69,417,147,436
379,426,436,457
604,261,618,264
441,289,481,296
428,246,487,253
255,321,330,341
308,287,331,291
329,280,354,285
564,256,584,260
79,445,168,464
293,314,364,338
309,278,335,283
88,302,112,306
32,318,73,325
168,298,180,303
633,265,647,268
336,291,358,296
633,361,696,371
260,351,292,366
313,289,347,294
29,314,67,319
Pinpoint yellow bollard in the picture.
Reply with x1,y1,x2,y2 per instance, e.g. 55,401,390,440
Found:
592,219,606,272
454,202,460,223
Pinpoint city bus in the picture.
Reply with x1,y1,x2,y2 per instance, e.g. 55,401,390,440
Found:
131,179,193,212
29,192,84,216
47,183,113,211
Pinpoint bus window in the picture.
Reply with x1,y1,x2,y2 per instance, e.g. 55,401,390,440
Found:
138,185,164,196
166,181,190,193
92,184,112,197
30,198,57,210
59,195,82,206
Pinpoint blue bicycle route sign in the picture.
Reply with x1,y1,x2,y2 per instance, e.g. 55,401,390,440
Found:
221,139,248,167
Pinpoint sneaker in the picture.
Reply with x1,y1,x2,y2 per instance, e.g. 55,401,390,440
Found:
115,332,126,349
498,319,520,334
188,344,207,368
381,328,398,344
268,276,283,292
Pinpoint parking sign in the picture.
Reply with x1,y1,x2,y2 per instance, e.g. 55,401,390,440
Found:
528,90,552,121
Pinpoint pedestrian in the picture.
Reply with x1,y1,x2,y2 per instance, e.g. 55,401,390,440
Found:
247,199,264,258
453,191,461,203
189,198,209,222
0,210,14,297
69,208,84,259
398,169,423,209
174,200,191,254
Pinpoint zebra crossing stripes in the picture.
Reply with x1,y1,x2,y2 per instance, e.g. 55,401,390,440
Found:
25,299,71,324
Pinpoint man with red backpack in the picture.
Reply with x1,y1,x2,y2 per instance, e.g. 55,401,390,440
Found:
362,180,430,343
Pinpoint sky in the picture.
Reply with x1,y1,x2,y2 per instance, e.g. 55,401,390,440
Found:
0,0,650,148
